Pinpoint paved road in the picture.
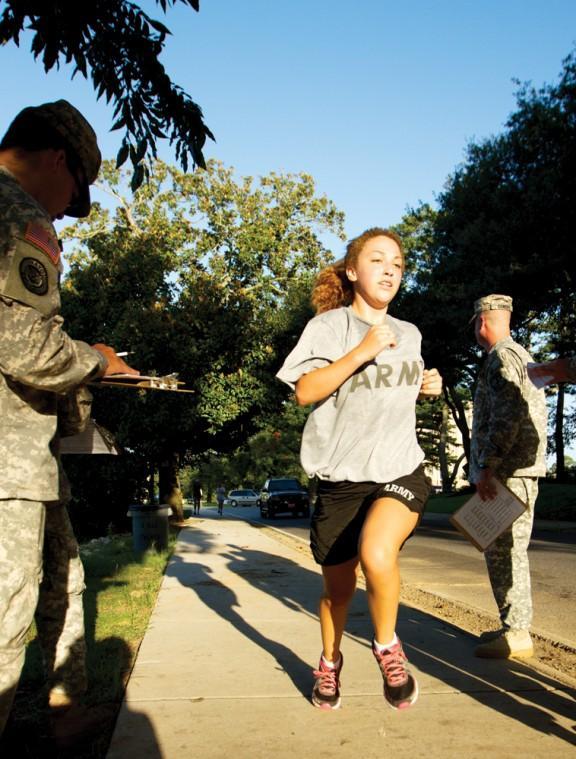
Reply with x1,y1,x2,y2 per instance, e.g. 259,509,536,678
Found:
224,505,576,647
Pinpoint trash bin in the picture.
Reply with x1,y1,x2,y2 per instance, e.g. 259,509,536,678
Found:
127,504,171,553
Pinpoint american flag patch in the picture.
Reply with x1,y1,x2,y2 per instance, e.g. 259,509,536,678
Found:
24,223,61,266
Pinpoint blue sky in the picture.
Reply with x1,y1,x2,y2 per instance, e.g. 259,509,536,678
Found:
1,0,575,252
1,1,574,456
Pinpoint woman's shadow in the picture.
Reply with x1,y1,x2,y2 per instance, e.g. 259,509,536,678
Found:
167,537,316,697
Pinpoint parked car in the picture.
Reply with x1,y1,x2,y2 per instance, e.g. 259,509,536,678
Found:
224,489,260,507
259,478,310,519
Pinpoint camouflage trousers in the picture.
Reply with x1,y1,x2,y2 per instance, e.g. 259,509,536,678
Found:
484,477,539,632
0,499,87,735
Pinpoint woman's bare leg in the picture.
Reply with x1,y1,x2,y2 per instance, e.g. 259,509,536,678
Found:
358,497,418,643
318,557,359,661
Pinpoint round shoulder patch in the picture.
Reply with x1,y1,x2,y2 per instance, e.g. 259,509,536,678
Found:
20,257,49,295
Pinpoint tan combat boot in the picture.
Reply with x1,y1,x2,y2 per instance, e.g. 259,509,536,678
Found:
474,629,533,659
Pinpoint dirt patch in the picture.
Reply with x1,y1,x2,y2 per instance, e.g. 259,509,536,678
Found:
400,585,576,686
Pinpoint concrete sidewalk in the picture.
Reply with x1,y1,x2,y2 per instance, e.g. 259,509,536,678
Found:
107,513,576,759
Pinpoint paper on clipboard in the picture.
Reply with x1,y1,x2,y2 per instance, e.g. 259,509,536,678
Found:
92,373,194,393
449,479,527,552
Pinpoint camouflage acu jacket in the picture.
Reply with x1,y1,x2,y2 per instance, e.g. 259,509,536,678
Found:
470,337,548,483
0,168,105,500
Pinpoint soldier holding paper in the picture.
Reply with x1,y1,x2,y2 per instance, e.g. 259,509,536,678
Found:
469,294,548,659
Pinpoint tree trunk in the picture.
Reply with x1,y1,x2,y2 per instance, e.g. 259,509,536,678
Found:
447,454,466,491
444,383,471,476
555,386,566,481
159,451,184,520
438,405,451,491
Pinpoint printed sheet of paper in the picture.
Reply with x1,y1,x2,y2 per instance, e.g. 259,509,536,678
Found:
449,479,527,552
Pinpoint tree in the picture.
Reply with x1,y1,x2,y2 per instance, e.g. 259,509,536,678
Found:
430,50,576,325
391,204,475,489
233,402,310,488
61,158,344,528
392,202,438,294
392,51,576,480
184,401,310,500
0,0,214,188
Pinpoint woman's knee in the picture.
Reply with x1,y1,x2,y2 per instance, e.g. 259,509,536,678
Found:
360,542,399,578
322,584,355,607
321,559,358,605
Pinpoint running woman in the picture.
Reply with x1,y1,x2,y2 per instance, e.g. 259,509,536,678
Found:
276,228,442,711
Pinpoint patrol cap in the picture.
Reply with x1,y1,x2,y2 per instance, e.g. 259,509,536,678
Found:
470,294,513,323
5,100,101,217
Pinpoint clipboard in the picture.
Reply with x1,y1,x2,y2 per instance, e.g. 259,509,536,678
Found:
92,373,194,393
449,479,528,552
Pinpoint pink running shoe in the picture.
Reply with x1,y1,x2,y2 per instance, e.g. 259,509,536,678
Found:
311,655,343,710
372,639,418,710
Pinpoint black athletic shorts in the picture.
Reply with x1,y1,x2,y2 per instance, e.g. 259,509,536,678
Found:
310,463,432,566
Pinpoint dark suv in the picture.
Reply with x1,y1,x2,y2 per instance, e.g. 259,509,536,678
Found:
259,478,310,519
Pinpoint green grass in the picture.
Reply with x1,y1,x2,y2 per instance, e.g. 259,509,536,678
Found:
1,531,176,759
425,491,471,514
427,481,576,520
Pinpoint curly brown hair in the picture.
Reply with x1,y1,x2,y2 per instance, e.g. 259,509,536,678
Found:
311,227,405,314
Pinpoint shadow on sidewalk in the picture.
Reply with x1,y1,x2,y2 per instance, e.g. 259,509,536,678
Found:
170,525,576,747
402,613,576,745
166,538,314,697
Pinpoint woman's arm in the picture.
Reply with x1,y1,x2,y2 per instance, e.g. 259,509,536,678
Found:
295,323,396,405
417,368,443,400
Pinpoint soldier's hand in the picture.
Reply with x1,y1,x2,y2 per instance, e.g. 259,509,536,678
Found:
92,344,140,377
476,468,498,501
527,358,570,387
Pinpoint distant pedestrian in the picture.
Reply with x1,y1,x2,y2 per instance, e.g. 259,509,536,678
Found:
277,228,442,711
470,295,548,659
192,479,202,515
216,484,226,516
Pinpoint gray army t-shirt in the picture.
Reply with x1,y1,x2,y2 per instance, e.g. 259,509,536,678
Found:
276,306,425,483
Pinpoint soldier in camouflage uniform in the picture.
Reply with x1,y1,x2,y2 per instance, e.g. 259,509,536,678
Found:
469,295,548,659
0,100,138,737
